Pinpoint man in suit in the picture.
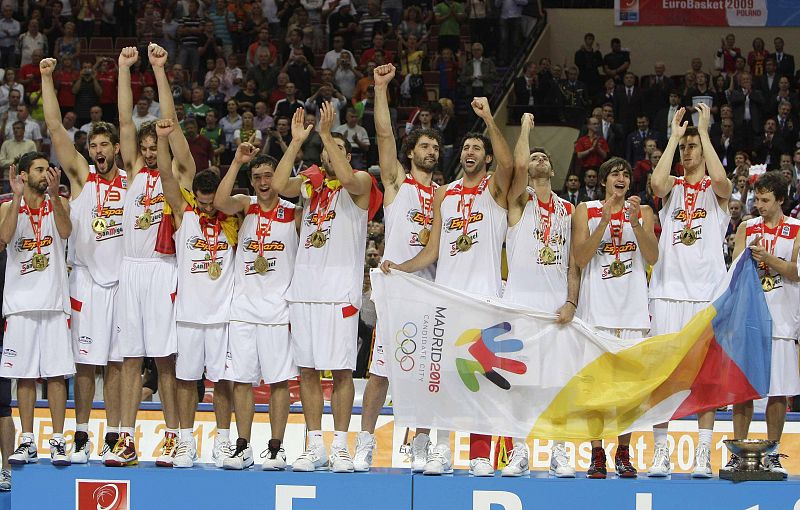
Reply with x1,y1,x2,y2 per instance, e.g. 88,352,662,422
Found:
579,167,600,201
756,58,780,97
753,118,789,168
459,42,497,99
625,114,662,165
560,173,586,205
728,72,766,143
513,60,562,122
713,117,741,174
773,37,795,79
654,91,683,140
613,71,643,133
601,102,625,157
775,100,797,142
640,61,671,121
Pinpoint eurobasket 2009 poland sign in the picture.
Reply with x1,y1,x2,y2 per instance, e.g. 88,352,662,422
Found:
615,0,800,26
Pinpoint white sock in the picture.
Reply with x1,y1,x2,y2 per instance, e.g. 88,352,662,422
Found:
216,429,230,441
698,428,713,447
21,432,34,444
120,427,134,437
107,426,119,435
52,433,64,442
513,438,526,448
76,423,89,433
654,427,668,447
436,429,450,447
308,430,324,448
180,428,193,441
165,428,178,436
333,431,348,449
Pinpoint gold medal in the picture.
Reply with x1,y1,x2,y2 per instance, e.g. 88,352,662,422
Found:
310,230,327,248
91,217,108,234
456,234,473,252
680,227,697,246
138,210,153,230
418,227,431,246
31,253,48,272
208,261,222,280
609,259,626,277
254,255,269,274
539,245,556,264
761,274,776,292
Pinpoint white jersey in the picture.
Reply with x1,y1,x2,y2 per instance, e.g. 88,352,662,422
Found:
3,196,70,315
650,176,729,301
435,176,507,297
504,190,573,313
68,168,127,286
174,207,234,324
122,167,172,260
231,198,298,325
745,216,800,340
383,175,436,281
576,201,650,330
287,186,367,306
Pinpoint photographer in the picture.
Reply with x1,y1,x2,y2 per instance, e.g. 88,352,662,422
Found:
71,62,102,127
334,50,362,100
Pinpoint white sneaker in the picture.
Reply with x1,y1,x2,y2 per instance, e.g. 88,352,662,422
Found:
173,439,197,469
330,446,355,473
647,444,671,477
548,443,576,477
0,469,10,491
410,433,430,473
9,439,37,465
292,444,329,472
262,448,288,470
691,444,712,478
501,444,530,477
71,432,91,464
353,432,375,472
423,444,453,475
764,453,788,478
49,438,71,466
212,436,233,468
223,439,254,470
469,457,495,477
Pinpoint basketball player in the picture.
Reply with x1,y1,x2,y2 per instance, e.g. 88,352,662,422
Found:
572,157,658,479
0,153,73,465
353,63,442,472
647,103,731,478
107,44,196,467
382,97,513,477
213,142,299,471
271,103,373,473
154,118,236,468
41,57,126,464
501,113,580,477
728,171,800,477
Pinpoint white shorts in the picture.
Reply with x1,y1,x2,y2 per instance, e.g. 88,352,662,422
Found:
0,311,75,379
227,321,298,384
768,337,800,397
596,326,648,340
289,302,359,371
116,257,178,358
176,322,229,382
649,298,708,336
369,321,387,378
69,265,121,365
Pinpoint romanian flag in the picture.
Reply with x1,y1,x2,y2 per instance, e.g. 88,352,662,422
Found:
371,249,772,440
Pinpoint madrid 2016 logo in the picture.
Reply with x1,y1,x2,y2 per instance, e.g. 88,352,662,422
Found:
455,322,527,392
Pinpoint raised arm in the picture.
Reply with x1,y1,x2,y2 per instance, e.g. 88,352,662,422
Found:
46,167,71,239
472,97,512,204
696,102,732,200
509,113,533,205
319,101,372,196
150,43,195,189
651,107,685,198
214,141,259,216
272,107,311,198
373,64,405,201
41,57,88,191
0,166,22,244
155,119,187,223
117,46,141,171
382,185,445,273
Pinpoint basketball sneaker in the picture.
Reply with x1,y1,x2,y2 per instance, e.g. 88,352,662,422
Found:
0,469,10,491
156,431,178,467
647,444,671,477
587,447,607,479
104,434,138,467
223,438,254,470
212,435,233,468
101,432,118,464
49,438,71,466
353,432,375,472
9,439,37,465
501,443,530,477
262,439,288,470
71,431,91,464
330,446,355,473
614,445,637,478
410,433,430,473
423,444,453,475
691,444,712,478
764,453,788,478
549,443,576,477
469,457,494,477
173,438,197,468
292,444,329,472
720,453,740,473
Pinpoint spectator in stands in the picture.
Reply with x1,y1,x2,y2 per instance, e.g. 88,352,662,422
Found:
575,32,603,97
252,100,274,134
327,0,359,50
625,115,661,166
304,83,345,126
301,110,323,166
132,97,158,131
614,71,643,133
397,5,428,51
360,0,392,50
18,49,43,97
732,173,754,214
757,57,780,98
0,5,20,69
513,61,538,111
197,20,224,77
748,37,768,77
600,102,625,157
264,114,290,159
73,129,88,158
603,37,630,84
220,98,242,151
729,71,766,142
50,111,78,168
775,101,796,141
753,118,788,168
729,55,748,88
780,156,798,214
685,71,714,119
95,57,118,122
177,0,205,82
594,76,616,109
655,91,681,139
322,34,357,71
433,0,466,54
638,170,661,215
574,116,608,174
360,32,394,68
246,50,279,101
714,117,740,174
560,65,589,113
282,27,314,66
459,42,496,99
716,33,741,75
641,61,670,121
186,86,211,126
334,50,362,100
495,0,524,67
18,19,47,67
282,47,316,99
333,106,370,168
4,105,42,150
286,8,315,50
201,109,225,167
137,3,163,48
0,70,23,111
560,173,583,206
159,7,179,59
630,137,658,193
273,82,305,120
234,78,259,113
0,121,36,168
53,20,82,62
72,62,102,127
78,105,102,134
205,57,234,99
278,0,304,34
773,37,794,79
433,47,459,100
773,76,799,115
184,117,213,171
205,76,227,117
579,167,600,201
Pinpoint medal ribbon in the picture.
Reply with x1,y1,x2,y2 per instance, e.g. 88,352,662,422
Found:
313,185,339,236
761,216,785,255
413,177,435,229
200,216,221,265
538,195,555,248
256,204,279,258
459,176,489,237
24,200,45,255
94,174,116,221
608,203,626,262
142,170,156,211
681,178,707,232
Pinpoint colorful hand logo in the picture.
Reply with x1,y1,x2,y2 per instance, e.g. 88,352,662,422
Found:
455,322,527,392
